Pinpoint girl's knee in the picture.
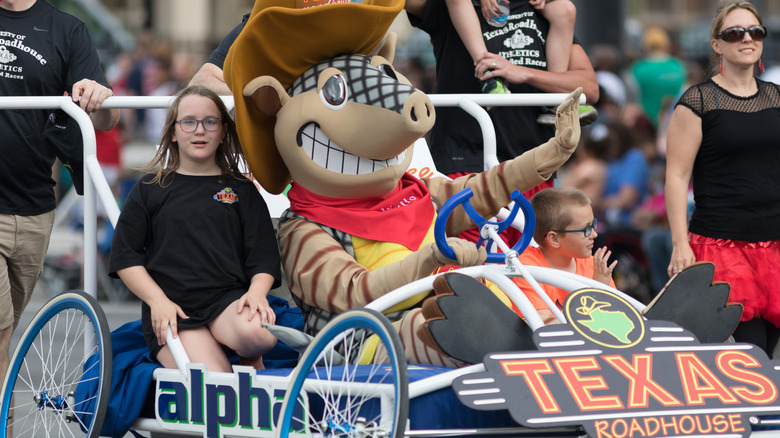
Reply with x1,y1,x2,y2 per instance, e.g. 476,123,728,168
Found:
233,324,277,357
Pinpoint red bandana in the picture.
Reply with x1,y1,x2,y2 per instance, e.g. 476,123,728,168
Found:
288,174,434,250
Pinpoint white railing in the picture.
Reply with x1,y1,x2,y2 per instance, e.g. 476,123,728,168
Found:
0,92,579,303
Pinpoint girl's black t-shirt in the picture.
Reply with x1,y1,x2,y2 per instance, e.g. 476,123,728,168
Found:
109,173,281,320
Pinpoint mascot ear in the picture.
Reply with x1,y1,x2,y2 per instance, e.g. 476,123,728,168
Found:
243,76,291,117
375,32,397,64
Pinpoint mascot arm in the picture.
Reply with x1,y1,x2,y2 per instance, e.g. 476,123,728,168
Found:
424,88,582,236
278,218,482,313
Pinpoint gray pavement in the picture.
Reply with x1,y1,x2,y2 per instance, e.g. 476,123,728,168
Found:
11,285,142,355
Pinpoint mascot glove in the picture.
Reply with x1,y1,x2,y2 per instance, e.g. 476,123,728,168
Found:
533,87,582,179
432,238,488,267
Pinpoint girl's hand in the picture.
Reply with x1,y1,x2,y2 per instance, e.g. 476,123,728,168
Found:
668,242,696,278
237,291,276,325
593,246,618,285
529,0,546,10
149,296,188,346
480,0,507,23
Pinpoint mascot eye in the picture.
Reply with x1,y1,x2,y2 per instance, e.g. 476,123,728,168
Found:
379,64,398,80
319,74,348,109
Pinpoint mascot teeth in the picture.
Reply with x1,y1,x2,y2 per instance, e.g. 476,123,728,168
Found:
301,123,406,175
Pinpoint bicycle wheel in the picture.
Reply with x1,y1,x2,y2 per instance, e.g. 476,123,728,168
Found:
1,290,112,437
276,308,408,438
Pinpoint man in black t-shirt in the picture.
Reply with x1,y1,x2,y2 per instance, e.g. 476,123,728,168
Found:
0,0,119,391
404,0,599,176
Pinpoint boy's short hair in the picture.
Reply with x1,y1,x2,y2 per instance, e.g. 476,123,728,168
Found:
531,188,591,244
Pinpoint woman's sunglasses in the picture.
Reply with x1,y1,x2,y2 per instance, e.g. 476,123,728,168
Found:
718,25,768,43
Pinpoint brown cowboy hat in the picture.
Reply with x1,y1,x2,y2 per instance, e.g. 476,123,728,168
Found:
224,0,403,194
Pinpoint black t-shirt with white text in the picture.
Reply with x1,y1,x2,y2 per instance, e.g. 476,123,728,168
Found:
0,1,110,214
410,0,563,174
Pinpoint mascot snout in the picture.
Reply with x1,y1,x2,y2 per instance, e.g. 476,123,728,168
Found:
403,90,435,135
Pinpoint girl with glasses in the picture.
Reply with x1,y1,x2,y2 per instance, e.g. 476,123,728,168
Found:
109,85,282,372
665,0,780,358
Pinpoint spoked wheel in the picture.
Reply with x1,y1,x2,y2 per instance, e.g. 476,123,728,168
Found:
1,290,112,437
276,308,408,438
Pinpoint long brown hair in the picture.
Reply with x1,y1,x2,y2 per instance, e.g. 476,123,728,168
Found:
143,85,246,186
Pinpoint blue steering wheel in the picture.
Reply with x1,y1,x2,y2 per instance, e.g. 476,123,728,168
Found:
434,187,536,263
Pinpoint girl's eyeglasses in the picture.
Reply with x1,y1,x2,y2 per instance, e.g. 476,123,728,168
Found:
718,25,767,43
552,219,599,238
176,117,223,132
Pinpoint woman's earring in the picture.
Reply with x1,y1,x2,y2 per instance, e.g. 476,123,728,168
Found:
759,58,765,73
719,57,723,75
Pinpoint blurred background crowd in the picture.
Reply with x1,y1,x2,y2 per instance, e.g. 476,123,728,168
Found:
43,0,780,303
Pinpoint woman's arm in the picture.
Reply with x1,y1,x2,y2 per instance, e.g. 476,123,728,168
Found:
664,105,702,277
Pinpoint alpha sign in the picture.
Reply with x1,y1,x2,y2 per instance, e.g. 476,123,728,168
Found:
454,288,780,438
154,365,302,438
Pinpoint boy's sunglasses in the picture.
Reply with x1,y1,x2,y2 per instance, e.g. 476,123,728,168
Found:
718,25,768,43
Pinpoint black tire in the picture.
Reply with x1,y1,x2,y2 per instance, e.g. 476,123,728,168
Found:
1,290,112,437
276,308,408,438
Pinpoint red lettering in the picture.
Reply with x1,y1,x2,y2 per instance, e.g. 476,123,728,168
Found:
554,357,623,411
712,414,729,433
694,414,713,433
407,168,417,176
501,359,560,413
610,418,628,438
717,350,778,404
627,418,645,437
659,416,679,435
676,353,739,405
603,354,682,408
679,415,696,434
728,413,746,432
594,420,611,438
643,417,660,435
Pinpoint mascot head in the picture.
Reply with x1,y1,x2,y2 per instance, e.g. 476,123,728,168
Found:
224,0,435,198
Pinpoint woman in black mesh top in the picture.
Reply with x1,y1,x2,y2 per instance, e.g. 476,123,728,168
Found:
665,0,780,357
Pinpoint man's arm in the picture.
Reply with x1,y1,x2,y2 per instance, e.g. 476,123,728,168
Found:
474,44,599,103
404,0,426,21
189,13,249,95
71,79,119,131
189,62,231,95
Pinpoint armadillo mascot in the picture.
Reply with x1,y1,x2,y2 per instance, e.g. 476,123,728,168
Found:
224,0,582,367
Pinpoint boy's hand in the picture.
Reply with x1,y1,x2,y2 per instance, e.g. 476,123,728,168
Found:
529,0,546,10
593,246,617,286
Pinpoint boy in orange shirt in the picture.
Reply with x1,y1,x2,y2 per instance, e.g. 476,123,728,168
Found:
512,187,617,323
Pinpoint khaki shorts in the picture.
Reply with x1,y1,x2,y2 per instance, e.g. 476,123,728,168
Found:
0,211,56,331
